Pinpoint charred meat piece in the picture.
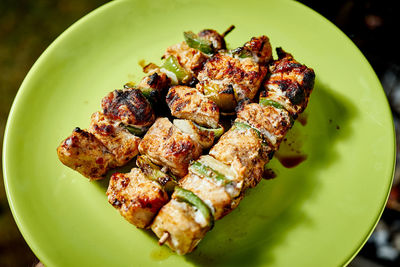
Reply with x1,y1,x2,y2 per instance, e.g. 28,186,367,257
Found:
138,118,202,178
236,103,291,150
151,198,210,255
162,27,230,77
196,47,268,109
102,88,155,128
107,169,169,228
57,127,115,180
262,48,315,118
166,85,219,128
163,41,208,76
89,112,140,166
136,68,171,105
196,28,227,52
138,68,171,93
232,35,273,65
209,125,270,189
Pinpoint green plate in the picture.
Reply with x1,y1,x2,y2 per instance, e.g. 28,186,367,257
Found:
3,0,395,266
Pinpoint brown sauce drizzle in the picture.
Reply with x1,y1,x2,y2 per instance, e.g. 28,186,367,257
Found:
275,154,308,168
297,113,308,126
263,168,277,180
274,124,308,168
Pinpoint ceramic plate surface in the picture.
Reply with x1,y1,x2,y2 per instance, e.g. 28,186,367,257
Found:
3,0,395,266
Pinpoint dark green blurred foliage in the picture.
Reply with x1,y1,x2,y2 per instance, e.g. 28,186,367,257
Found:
0,1,108,266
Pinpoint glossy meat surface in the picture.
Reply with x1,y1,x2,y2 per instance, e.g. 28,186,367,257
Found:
89,111,140,166
166,85,219,128
57,127,115,180
138,118,202,177
107,168,169,228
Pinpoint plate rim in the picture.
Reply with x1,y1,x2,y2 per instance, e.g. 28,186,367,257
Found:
2,0,396,266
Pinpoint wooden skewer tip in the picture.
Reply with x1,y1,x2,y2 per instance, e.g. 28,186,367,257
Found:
158,232,170,245
222,25,235,37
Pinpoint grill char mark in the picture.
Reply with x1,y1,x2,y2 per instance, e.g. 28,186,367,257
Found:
102,89,154,127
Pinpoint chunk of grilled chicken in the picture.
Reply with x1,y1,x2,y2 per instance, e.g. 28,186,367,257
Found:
151,199,210,255
163,41,208,76
89,111,141,166
197,29,227,51
138,68,171,93
262,48,315,118
107,169,169,228
162,28,229,77
57,127,115,180
136,67,171,106
240,35,273,65
196,43,269,109
166,86,219,128
209,125,270,189
236,103,291,151
138,118,202,178
102,88,155,128
180,166,242,220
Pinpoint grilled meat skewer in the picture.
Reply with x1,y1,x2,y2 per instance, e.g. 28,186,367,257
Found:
57,68,171,179
105,28,235,228
151,48,315,255
196,36,272,111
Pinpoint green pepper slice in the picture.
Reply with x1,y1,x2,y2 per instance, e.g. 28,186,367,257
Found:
231,47,253,59
184,31,214,54
136,155,176,193
161,55,191,83
123,82,158,105
123,124,147,136
233,121,262,138
174,186,214,228
189,161,231,185
233,121,270,148
193,123,224,138
259,98,285,110
259,98,295,126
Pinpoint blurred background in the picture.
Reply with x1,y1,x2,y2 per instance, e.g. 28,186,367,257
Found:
0,0,399,266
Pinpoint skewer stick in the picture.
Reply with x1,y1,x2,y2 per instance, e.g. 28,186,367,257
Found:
222,25,235,37
158,232,170,245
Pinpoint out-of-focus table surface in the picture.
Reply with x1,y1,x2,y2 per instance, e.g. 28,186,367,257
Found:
0,0,399,266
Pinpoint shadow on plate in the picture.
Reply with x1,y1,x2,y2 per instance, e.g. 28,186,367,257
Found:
183,79,358,266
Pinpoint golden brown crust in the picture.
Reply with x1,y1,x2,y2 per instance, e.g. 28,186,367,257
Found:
236,103,291,150
151,199,209,255
209,127,269,189
163,41,208,75
242,35,273,64
166,86,219,128
196,52,267,105
89,112,140,166
57,127,115,180
107,169,169,228
138,118,202,178
137,69,171,93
